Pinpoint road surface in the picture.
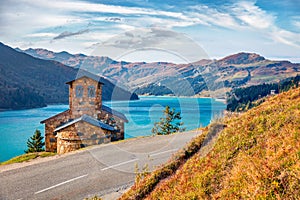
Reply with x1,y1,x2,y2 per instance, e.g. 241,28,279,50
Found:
0,130,200,200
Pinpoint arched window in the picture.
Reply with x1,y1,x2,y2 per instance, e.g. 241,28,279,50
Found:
88,85,95,97
75,85,83,97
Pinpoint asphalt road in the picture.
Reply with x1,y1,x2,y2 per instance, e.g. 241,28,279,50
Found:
0,130,200,200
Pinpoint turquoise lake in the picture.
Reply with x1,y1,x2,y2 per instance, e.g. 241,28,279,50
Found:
0,96,226,162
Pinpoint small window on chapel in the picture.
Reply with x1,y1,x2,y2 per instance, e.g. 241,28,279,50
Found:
88,85,95,97
76,85,83,97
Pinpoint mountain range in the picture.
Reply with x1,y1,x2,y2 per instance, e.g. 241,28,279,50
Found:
1,42,299,110
0,43,138,110
20,48,300,98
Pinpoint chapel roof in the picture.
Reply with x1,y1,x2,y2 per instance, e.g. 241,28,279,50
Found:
66,70,104,85
40,109,70,124
54,114,115,132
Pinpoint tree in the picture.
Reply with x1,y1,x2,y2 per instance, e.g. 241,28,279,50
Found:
25,129,45,153
152,106,185,135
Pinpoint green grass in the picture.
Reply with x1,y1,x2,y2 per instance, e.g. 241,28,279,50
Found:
1,152,56,165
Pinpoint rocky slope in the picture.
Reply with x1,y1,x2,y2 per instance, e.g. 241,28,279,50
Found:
21,48,300,98
0,43,138,110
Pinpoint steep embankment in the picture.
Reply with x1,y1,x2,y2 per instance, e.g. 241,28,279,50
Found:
121,87,300,199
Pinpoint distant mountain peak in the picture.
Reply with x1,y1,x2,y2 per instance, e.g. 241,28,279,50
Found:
19,48,121,68
219,52,265,65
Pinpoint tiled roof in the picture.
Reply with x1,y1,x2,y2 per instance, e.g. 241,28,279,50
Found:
54,114,115,132
102,105,128,122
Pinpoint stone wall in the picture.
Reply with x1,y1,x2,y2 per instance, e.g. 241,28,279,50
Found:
44,110,71,152
56,121,111,154
98,110,125,140
69,77,102,119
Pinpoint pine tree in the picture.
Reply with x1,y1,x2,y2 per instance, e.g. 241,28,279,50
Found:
25,129,45,153
152,106,185,135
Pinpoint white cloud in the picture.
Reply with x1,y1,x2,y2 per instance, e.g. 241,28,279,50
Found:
229,2,300,48
0,0,276,38
0,1,85,36
231,1,275,29
271,28,300,48
292,16,300,29
294,21,300,28
21,0,187,20
25,33,57,38
125,16,201,29
1,0,300,62
85,32,117,41
188,1,276,30
187,5,241,29
114,24,136,31
89,28,208,63
189,1,300,50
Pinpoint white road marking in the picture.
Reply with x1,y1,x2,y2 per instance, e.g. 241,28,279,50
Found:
101,158,139,171
150,148,178,157
34,174,88,194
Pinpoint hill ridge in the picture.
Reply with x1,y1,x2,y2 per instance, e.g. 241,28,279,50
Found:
20,47,300,98
0,42,138,110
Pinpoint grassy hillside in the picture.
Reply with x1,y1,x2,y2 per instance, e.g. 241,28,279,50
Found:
120,87,300,199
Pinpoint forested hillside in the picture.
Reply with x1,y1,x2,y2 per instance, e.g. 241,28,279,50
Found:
0,43,138,110
226,75,300,111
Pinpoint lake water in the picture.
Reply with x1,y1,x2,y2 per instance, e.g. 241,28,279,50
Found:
0,96,225,162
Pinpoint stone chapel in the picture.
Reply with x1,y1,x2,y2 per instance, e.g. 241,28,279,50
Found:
41,74,128,154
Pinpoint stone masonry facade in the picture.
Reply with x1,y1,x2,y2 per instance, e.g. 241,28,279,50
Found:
41,75,128,154
56,121,111,154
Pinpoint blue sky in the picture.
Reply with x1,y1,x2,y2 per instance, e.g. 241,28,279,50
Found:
0,0,299,63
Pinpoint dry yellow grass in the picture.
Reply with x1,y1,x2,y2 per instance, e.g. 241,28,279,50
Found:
121,87,300,200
